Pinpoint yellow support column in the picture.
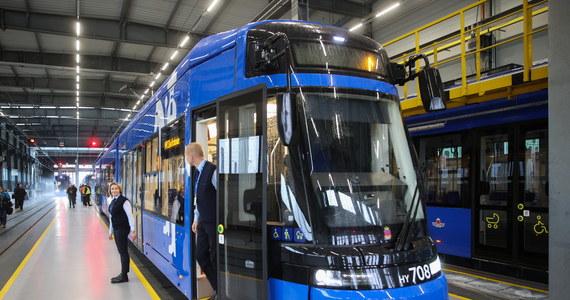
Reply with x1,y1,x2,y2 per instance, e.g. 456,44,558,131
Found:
523,0,533,82
460,11,467,96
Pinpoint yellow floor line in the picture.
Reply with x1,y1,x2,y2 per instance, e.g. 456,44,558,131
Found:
96,209,160,299
0,216,56,298
448,293,471,300
443,268,548,294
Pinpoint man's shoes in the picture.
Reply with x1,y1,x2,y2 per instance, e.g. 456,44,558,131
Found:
111,273,128,283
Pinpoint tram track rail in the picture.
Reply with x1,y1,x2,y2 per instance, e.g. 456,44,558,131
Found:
0,199,57,256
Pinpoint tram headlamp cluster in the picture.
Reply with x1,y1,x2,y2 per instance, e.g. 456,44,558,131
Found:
313,269,377,288
429,257,442,274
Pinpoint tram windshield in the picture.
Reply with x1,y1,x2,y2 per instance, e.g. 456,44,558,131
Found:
270,90,424,245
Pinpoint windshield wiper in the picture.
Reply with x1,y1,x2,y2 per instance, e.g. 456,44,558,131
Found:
394,182,421,252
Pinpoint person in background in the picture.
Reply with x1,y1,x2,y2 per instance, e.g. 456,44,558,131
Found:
107,182,137,283
13,183,27,211
0,186,11,228
84,183,92,206
79,184,86,206
185,142,218,300
66,184,77,208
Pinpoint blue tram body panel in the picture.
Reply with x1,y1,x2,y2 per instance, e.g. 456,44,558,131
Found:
268,279,310,300
427,207,472,258
142,212,191,294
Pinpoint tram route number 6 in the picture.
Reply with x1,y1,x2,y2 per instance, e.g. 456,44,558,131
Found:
399,264,432,285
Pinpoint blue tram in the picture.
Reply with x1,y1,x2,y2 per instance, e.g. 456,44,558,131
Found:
95,20,448,299
54,174,71,192
407,87,549,277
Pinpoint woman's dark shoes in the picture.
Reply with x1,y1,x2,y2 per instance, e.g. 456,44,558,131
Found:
111,273,129,283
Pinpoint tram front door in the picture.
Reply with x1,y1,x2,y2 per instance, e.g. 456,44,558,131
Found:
216,85,268,300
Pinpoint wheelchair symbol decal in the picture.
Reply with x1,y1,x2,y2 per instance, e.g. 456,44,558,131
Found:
485,213,500,229
533,215,548,235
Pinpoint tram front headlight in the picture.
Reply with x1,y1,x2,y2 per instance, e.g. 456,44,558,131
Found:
429,256,441,274
314,269,343,287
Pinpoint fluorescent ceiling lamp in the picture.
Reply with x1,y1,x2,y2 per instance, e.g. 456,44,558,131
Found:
76,22,81,36
170,50,179,61
179,35,190,47
76,75,80,82
375,2,400,18
76,54,80,63
76,91,79,96
155,73,161,80
207,0,219,12
349,23,363,32
76,39,80,51
161,63,169,71
76,83,80,89
133,104,137,110
144,89,149,94
149,81,156,87
76,66,80,74
136,100,141,105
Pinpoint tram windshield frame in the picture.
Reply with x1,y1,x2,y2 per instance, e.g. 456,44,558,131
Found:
271,89,426,246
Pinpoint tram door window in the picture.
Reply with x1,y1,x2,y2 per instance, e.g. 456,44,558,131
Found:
217,87,267,300
133,146,144,248
519,128,548,257
478,133,511,249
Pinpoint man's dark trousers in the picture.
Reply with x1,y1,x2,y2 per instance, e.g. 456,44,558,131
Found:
196,221,217,291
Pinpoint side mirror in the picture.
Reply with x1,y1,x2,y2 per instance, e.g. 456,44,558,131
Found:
277,92,297,146
417,67,447,112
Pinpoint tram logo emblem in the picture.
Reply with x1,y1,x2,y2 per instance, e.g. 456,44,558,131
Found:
432,218,445,228
485,213,500,229
384,226,392,241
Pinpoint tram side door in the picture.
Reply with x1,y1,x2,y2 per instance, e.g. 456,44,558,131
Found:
474,123,549,269
217,85,268,300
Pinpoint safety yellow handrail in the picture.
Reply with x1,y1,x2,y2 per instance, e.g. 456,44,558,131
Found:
383,0,549,108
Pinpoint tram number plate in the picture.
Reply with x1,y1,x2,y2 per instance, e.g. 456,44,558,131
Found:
399,264,433,285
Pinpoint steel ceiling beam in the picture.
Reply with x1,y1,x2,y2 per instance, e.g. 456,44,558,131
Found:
0,75,141,97
0,9,203,48
0,50,158,76
0,93,132,108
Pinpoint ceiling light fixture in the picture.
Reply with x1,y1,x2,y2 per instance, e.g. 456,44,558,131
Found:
179,36,190,47
349,23,363,32
170,50,179,61
375,2,400,18
207,0,220,12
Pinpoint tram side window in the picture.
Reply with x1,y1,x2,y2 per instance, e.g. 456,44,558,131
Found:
143,137,161,212
160,118,185,224
418,134,469,206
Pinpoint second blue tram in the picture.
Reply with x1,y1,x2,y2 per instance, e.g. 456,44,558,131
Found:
95,20,448,299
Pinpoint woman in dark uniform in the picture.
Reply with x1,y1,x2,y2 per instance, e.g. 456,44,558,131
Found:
107,182,137,283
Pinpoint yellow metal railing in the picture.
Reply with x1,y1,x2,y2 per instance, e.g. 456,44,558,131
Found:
383,0,549,115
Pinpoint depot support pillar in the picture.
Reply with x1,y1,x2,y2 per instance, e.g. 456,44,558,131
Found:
548,0,570,298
